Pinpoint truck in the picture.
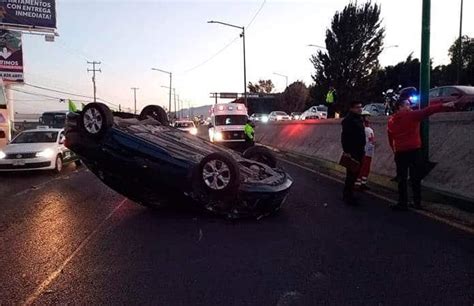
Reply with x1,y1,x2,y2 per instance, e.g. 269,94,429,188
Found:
208,103,248,145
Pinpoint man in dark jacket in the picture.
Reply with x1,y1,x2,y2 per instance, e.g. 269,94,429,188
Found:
341,101,366,205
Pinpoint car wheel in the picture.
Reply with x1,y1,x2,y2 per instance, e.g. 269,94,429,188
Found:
74,160,82,167
139,105,169,125
80,103,114,139
242,146,277,168
54,155,63,173
198,152,240,196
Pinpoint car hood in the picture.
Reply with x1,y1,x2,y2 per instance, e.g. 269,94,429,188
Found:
2,143,55,153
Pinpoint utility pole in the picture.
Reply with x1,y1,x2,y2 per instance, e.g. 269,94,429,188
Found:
151,68,172,117
457,0,464,85
131,87,139,114
87,61,101,102
420,0,431,160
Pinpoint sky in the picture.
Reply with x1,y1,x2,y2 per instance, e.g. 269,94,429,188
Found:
11,0,474,113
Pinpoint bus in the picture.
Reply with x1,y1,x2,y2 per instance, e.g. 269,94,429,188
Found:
39,111,68,128
0,81,9,149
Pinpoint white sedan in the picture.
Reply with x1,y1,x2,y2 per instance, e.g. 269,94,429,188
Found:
268,111,291,121
174,120,198,135
0,127,80,172
300,105,328,120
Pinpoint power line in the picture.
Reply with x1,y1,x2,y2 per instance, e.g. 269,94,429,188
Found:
247,0,267,29
178,0,266,75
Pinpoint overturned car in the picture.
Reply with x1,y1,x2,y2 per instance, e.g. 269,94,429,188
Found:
65,103,293,218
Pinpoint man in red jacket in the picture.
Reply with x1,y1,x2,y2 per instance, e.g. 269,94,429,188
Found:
387,97,455,210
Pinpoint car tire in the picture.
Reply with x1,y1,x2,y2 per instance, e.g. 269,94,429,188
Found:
139,105,169,125
80,103,114,139
54,155,63,173
74,160,82,167
198,152,240,196
242,146,277,168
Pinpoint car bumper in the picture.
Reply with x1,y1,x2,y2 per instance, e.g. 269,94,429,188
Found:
0,157,54,171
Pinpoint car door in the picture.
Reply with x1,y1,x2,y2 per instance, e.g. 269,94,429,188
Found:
439,87,463,103
429,88,441,105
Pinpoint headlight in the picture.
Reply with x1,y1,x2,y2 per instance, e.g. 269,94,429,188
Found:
36,148,55,158
0,151,5,159
262,116,268,123
214,132,223,141
190,128,198,135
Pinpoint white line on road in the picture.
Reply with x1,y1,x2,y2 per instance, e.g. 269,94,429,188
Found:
21,198,128,306
280,158,474,235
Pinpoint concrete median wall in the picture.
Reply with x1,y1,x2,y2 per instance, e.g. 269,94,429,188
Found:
255,112,474,201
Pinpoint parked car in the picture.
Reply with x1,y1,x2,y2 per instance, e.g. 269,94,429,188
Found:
174,120,197,135
362,103,386,116
65,103,293,219
268,111,291,121
290,112,302,120
429,86,474,111
249,113,269,123
0,127,80,172
300,105,328,120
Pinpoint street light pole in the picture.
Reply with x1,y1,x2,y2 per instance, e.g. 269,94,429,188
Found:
207,20,247,106
457,0,464,85
151,68,172,115
131,87,139,114
420,0,431,160
273,72,288,89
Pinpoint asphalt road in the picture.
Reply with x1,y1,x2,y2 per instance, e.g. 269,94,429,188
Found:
0,152,472,305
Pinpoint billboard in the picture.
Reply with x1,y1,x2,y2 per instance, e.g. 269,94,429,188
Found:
0,0,56,30
0,30,23,82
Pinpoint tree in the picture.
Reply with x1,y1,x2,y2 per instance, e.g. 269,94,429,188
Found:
310,1,385,113
248,79,275,94
448,35,474,85
279,81,309,113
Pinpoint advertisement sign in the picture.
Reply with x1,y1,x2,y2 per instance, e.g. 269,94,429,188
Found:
0,30,23,82
0,0,56,30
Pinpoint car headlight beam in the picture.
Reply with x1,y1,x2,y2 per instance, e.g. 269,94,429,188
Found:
190,128,198,135
36,148,55,158
0,151,5,159
214,132,223,141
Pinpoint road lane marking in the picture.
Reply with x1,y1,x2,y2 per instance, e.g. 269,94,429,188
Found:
13,168,86,198
22,198,128,306
280,158,474,235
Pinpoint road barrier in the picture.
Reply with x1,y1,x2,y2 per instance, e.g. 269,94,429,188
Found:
256,112,474,202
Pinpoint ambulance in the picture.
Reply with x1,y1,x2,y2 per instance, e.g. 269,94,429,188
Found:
208,103,248,144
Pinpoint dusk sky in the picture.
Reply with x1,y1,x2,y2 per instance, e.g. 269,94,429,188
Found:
13,0,474,113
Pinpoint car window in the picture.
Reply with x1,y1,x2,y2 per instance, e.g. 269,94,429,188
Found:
275,111,288,116
429,88,440,98
317,106,328,112
175,122,194,128
12,131,59,144
215,115,248,126
440,87,460,97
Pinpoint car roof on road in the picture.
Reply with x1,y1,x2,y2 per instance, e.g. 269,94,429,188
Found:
21,128,63,132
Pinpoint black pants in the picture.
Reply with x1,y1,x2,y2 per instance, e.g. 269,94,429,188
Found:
343,153,363,199
395,149,423,206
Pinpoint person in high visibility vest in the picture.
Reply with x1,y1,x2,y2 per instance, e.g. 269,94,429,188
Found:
326,87,336,118
244,119,255,148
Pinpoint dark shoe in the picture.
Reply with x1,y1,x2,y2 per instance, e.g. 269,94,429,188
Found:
359,185,371,191
390,203,408,211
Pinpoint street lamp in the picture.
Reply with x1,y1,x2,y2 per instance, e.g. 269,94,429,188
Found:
273,72,288,89
307,44,327,50
207,20,247,106
151,68,172,116
161,86,176,116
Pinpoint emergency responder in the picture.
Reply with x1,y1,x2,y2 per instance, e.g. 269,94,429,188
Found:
244,119,255,148
388,88,456,211
326,87,336,118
